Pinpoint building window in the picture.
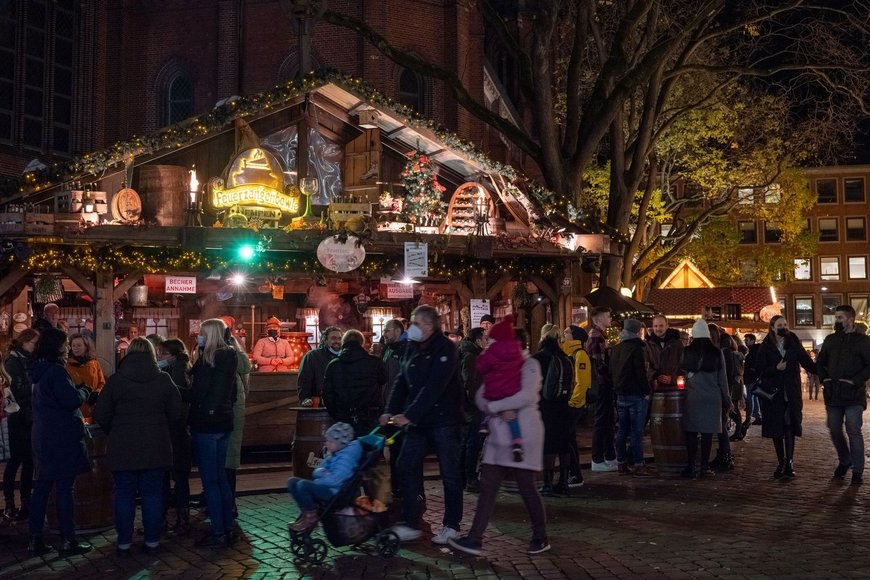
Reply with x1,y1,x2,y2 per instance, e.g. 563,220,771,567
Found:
739,221,757,244
737,187,755,205
818,218,839,242
764,222,782,243
167,74,193,125
846,217,866,241
764,184,781,204
849,256,867,280
398,69,425,114
794,297,815,326
851,295,869,321
778,296,787,321
822,295,842,327
845,177,865,203
816,178,837,203
820,257,840,281
794,258,812,281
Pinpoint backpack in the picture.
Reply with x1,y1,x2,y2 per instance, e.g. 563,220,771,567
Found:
568,349,594,409
542,354,573,402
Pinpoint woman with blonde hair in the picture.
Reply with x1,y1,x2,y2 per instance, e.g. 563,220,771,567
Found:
188,319,239,548
66,333,105,420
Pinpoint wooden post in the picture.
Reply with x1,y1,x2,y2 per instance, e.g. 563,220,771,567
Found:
94,272,116,375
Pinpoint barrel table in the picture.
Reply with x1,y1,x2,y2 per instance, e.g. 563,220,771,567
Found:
649,390,688,476
47,423,113,533
291,407,333,480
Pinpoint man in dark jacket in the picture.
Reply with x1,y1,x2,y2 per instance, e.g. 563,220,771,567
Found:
458,327,487,492
297,326,341,404
817,304,870,485
645,315,683,392
587,306,617,471
610,319,651,476
323,329,388,436
380,319,407,499
380,305,463,545
742,334,763,429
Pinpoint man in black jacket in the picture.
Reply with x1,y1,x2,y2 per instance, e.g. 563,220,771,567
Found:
817,305,870,485
380,305,463,545
610,319,651,476
297,326,341,405
323,330,387,436
458,327,487,492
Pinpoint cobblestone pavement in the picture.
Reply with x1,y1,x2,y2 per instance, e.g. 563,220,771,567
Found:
2,400,870,579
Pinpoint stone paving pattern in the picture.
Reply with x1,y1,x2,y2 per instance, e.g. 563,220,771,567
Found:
2,400,870,579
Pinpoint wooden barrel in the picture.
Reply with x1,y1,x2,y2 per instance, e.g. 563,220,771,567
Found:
48,424,113,532
649,390,687,476
292,407,333,480
136,165,188,226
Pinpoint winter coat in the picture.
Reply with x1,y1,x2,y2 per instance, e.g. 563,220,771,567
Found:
610,335,650,397
681,350,730,434
323,342,387,435
817,330,870,409
382,338,407,401
188,347,238,434
297,347,338,400
94,352,184,471
386,332,462,428
226,350,252,470
4,348,34,427
166,353,192,471
66,356,106,421
477,338,523,401
312,440,364,494
458,337,483,421
533,337,575,454
646,328,684,390
754,333,816,438
252,337,293,372
477,352,544,471
744,343,762,386
29,358,90,480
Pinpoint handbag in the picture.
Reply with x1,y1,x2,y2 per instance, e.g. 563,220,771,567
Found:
750,379,778,401
2,387,19,414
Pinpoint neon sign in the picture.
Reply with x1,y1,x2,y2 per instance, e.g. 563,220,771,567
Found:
211,183,299,213
210,147,301,217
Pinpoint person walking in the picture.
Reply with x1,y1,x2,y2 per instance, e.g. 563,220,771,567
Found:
189,319,239,547
323,329,387,436
3,329,38,522
458,327,486,491
26,327,93,557
65,333,106,422
380,305,463,545
587,307,617,472
680,319,732,479
817,304,870,485
297,327,342,405
610,319,652,476
753,316,815,478
94,337,183,556
448,327,550,556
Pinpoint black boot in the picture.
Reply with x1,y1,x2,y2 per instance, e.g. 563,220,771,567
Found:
716,452,735,472
27,535,53,557
708,452,722,469
783,460,795,478
59,537,93,557
173,508,190,534
774,461,785,478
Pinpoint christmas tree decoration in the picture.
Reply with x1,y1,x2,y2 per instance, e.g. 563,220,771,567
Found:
400,151,447,227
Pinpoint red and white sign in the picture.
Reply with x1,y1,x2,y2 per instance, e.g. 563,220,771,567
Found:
165,276,197,294
382,284,414,299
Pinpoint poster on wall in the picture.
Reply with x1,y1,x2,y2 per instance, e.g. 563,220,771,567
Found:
470,299,491,328
404,242,428,277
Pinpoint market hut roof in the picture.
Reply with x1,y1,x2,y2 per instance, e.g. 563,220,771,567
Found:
646,287,777,318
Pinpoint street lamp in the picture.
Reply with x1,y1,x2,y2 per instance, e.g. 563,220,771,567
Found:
473,187,490,236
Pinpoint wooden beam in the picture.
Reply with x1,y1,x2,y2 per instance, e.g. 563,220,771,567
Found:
113,273,143,302
0,267,28,299
486,274,513,301
449,279,472,304
61,267,95,299
95,271,116,375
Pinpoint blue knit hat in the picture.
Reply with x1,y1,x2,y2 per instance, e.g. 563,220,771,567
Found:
324,422,355,447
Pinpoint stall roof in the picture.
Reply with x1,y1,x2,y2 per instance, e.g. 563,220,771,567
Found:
646,287,776,317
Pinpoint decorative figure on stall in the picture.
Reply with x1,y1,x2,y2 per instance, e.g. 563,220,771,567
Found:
252,317,293,372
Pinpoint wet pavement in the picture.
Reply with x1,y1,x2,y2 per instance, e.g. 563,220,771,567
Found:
2,400,870,578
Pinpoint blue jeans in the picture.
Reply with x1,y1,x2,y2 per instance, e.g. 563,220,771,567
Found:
615,395,648,466
29,477,74,539
193,432,233,536
398,424,462,530
287,477,335,510
748,394,762,419
113,468,166,547
826,405,865,474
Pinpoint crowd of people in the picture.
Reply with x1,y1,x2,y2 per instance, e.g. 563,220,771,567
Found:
2,302,870,560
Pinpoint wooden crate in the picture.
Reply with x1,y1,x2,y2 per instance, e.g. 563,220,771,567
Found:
55,190,109,215
329,202,372,226
0,212,55,235
55,212,100,226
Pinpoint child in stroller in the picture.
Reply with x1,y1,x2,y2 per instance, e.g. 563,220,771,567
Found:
288,424,402,562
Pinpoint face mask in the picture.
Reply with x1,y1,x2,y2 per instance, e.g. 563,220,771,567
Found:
157,359,170,370
776,328,788,337
267,330,278,340
834,321,845,332
197,336,206,349
406,324,424,342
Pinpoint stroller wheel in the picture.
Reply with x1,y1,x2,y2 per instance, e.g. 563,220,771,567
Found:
290,537,308,558
376,530,401,557
308,538,328,563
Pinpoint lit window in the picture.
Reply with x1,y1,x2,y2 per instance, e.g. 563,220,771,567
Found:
851,296,869,321
822,296,841,327
819,218,839,242
764,184,781,204
820,257,840,281
737,187,755,205
849,257,867,280
794,297,814,326
846,217,866,241
794,258,812,281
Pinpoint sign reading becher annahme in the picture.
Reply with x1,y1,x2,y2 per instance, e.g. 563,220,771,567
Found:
166,275,197,294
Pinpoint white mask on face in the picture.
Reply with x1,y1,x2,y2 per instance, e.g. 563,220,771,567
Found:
406,324,424,342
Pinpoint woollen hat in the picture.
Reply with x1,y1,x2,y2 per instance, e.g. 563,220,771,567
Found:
568,324,589,343
324,422,355,447
479,314,496,325
488,314,515,342
265,316,281,331
692,318,711,339
623,318,643,335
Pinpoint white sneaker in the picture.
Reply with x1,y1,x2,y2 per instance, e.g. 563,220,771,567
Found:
432,526,460,545
591,460,618,472
390,524,422,542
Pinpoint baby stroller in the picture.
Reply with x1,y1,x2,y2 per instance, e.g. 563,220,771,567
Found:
288,427,401,563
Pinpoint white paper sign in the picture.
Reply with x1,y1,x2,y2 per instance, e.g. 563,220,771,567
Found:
470,299,491,328
383,284,414,299
404,242,428,277
165,276,197,294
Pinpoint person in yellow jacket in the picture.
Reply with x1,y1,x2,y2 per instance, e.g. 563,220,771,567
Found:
65,333,106,421
560,325,593,488
252,317,293,372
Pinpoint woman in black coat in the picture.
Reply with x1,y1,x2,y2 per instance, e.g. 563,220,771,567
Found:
3,328,38,521
754,315,815,478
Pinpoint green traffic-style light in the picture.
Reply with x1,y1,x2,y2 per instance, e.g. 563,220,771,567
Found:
237,244,256,262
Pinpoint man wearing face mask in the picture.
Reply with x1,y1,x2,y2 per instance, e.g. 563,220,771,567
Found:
379,305,463,545
817,305,870,485
252,317,293,372
297,327,342,405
